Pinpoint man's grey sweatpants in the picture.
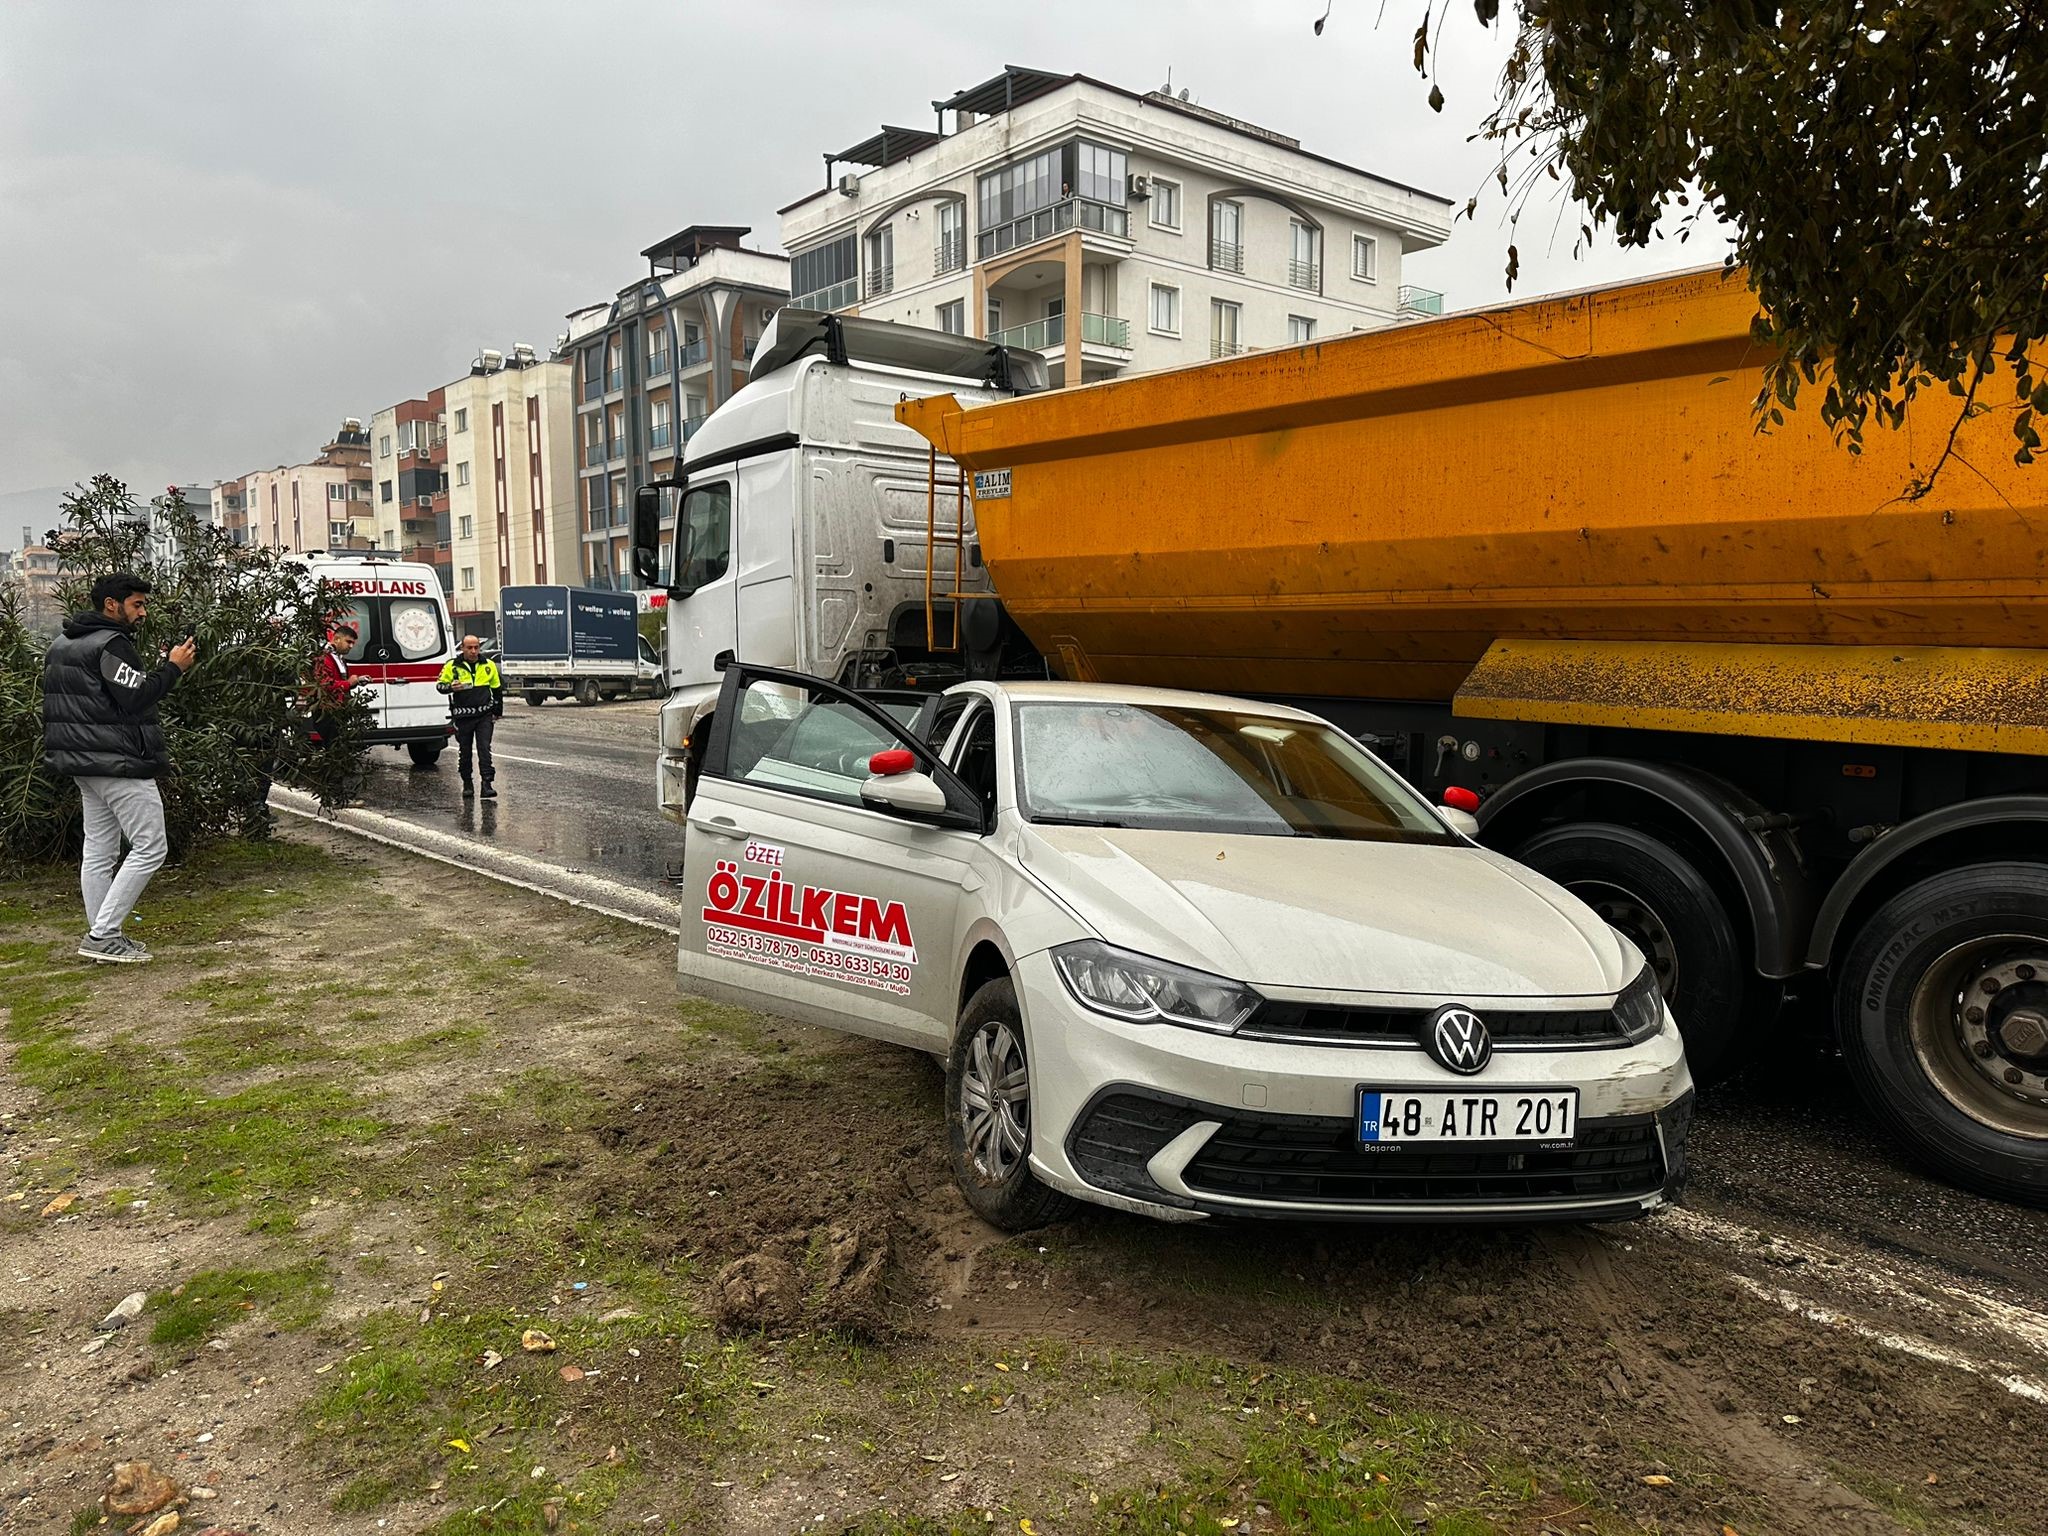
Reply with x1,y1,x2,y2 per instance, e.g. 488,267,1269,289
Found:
76,776,169,941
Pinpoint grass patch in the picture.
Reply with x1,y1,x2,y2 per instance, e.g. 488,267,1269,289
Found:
149,1260,332,1352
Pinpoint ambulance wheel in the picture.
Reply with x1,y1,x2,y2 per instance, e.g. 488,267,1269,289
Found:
578,679,602,706
407,742,443,769
945,978,1073,1232
524,690,547,707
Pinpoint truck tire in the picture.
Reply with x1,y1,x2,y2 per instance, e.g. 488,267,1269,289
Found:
524,690,547,706
1514,822,1766,1083
945,977,1073,1232
578,679,602,707
406,742,443,769
1837,863,2048,1207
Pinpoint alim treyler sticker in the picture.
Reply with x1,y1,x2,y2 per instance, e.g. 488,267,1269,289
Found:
703,841,918,995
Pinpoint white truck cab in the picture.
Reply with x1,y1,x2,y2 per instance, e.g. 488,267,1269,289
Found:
630,309,1047,823
302,552,456,767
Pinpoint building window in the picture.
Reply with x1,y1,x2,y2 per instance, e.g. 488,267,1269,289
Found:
455,461,471,488
459,515,474,538
460,567,475,591
379,480,393,504
1075,140,1127,206
379,434,392,458
985,297,1003,336
1148,283,1180,336
865,223,894,298
1212,299,1243,358
327,483,344,501
936,202,965,272
453,408,469,434
1352,233,1378,283
1148,178,1181,231
1289,221,1321,290
790,231,858,310
936,299,965,335
1210,200,1244,273
1287,315,1316,343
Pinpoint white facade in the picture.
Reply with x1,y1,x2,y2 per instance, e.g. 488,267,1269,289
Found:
780,70,1454,386
441,349,579,627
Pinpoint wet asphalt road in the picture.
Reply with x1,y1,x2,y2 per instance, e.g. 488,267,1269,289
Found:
346,701,2048,1298
353,696,679,894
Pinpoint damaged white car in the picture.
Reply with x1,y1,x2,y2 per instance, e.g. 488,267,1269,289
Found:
676,664,1694,1229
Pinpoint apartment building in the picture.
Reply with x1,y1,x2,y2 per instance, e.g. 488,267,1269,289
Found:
368,392,450,590
211,477,251,546
780,66,1455,386
239,420,376,556
563,226,789,589
440,345,578,632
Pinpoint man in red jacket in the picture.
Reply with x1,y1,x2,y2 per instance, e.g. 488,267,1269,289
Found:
308,618,358,746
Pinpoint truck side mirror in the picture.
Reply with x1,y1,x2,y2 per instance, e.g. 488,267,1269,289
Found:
630,485,663,585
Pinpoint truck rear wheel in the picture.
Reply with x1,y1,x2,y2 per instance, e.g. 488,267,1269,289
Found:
1515,822,1766,1083
1837,863,2048,1207
407,742,443,768
578,679,601,706
524,690,547,707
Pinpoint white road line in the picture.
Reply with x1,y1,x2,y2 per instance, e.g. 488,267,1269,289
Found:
268,788,677,934
489,752,567,768
1653,1205,2048,1399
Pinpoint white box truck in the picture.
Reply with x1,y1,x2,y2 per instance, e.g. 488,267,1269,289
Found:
499,584,663,706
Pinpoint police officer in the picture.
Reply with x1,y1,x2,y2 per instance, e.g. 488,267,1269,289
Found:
437,635,504,798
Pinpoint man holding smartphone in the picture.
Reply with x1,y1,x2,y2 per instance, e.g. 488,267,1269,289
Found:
40,572,196,963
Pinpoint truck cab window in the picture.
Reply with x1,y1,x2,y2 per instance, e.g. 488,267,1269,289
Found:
675,483,732,596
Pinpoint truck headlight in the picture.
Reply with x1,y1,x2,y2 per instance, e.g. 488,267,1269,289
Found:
1051,940,1259,1035
1613,965,1667,1043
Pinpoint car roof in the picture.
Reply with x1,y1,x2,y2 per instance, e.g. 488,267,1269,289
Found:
964,679,1328,724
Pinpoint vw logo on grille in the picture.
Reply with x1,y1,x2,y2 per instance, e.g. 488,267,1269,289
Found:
1426,1005,1492,1075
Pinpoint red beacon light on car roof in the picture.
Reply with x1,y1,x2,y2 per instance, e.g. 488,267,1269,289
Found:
869,748,917,777
1442,785,1481,813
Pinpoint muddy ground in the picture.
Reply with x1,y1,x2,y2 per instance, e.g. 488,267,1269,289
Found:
3,825,2046,1536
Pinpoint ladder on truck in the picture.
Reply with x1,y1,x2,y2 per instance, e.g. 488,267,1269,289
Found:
922,444,997,655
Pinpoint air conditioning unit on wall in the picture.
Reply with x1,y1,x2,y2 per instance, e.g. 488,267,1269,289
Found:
1128,174,1151,200
837,173,860,197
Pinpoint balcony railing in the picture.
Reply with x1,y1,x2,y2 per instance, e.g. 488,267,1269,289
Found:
742,335,758,360
609,438,626,461
584,373,604,401
934,233,965,273
682,413,708,441
1287,258,1321,290
649,422,672,450
585,441,607,468
866,265,894,298
1398,285,1445,316
1210,239,1245,273
976,197,1129,261
791,278,859,312
646,349,671,377
607,367,624,391
1211,338,1246,358
990,312,1132,352
678,338,708,369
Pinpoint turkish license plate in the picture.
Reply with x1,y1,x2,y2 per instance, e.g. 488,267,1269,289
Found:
1357,1088,1578,1146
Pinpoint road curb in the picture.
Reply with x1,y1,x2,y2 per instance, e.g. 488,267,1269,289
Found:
268,787,679,934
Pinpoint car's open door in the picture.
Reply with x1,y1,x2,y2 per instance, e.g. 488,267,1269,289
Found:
676,664,987,1051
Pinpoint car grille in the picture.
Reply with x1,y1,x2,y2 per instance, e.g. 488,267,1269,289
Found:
1238,1000,1621,1048
1065,1089,1686,1211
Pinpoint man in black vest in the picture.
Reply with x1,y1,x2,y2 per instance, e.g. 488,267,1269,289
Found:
41,572,196,963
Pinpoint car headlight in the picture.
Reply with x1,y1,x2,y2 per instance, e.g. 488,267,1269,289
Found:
1612,965,1667,1043
1051,940,1259,1035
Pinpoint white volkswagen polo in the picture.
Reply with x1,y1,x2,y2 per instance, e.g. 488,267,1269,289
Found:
676,665,1694,1229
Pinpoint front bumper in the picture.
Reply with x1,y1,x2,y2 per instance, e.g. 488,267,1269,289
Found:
1015,950,1694,1223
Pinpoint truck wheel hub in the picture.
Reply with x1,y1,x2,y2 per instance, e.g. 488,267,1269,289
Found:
1931,943,2048,1122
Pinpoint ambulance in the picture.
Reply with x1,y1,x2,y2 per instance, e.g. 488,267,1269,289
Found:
303,552,456,766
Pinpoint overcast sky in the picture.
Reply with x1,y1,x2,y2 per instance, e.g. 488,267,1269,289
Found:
0,0,1723,524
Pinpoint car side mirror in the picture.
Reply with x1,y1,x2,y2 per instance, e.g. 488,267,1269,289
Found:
630,485,663,585
1440,785,1480,839
861,748,950,817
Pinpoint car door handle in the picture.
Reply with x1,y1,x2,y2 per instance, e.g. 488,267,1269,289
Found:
690,816,745,840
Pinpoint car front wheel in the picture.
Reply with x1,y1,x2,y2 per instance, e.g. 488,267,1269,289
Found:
945,977,1072,1232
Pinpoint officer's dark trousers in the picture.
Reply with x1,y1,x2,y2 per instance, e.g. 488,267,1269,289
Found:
455,715,496,785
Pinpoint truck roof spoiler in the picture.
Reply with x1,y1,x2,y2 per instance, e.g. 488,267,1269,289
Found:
750,308,1050,394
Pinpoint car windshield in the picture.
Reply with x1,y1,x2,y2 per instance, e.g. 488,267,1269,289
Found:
1014,701,1455,842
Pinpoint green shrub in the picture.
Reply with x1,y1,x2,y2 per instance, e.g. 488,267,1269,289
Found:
0,476,373,868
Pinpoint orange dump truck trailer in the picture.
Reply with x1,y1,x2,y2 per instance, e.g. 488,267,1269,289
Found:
899,267,2048,1205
